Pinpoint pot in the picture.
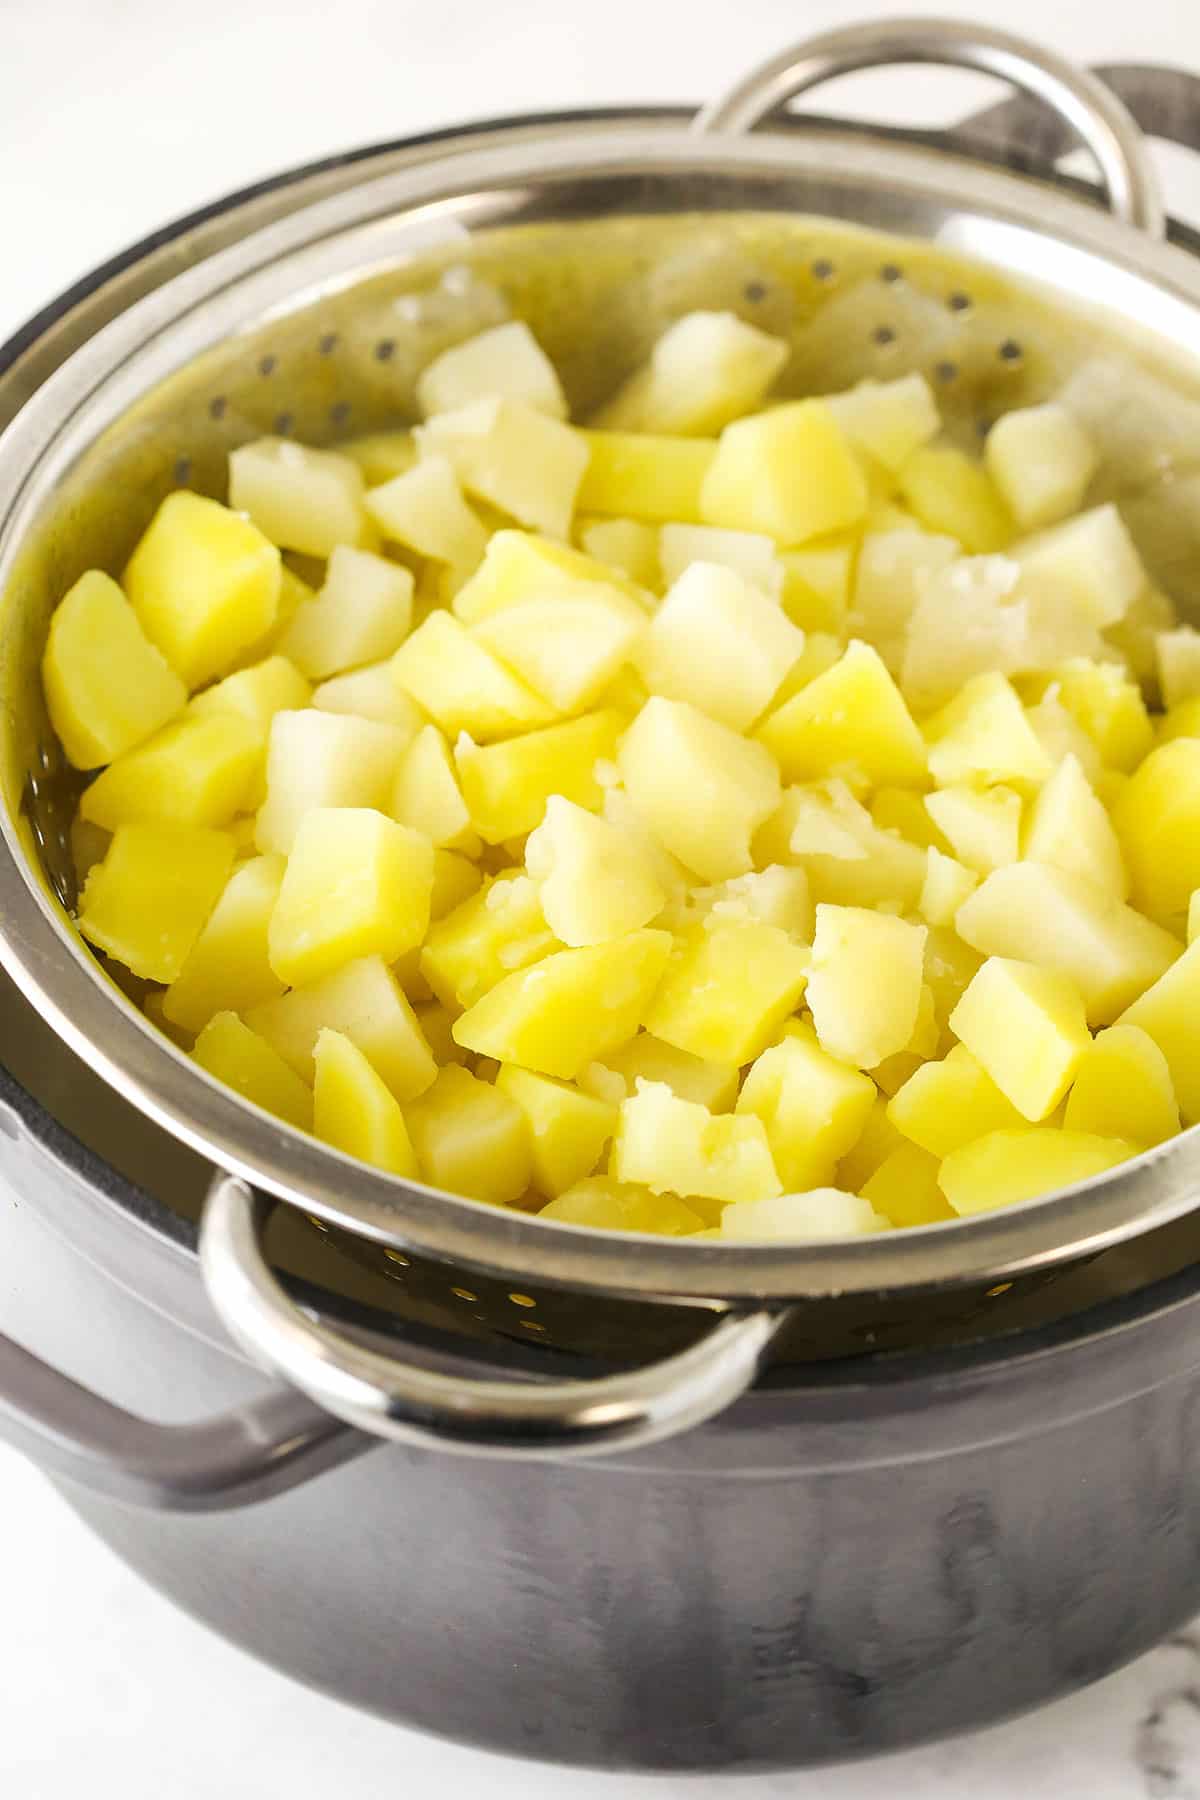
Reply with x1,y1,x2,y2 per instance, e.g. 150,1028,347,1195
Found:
5,17,1200,1768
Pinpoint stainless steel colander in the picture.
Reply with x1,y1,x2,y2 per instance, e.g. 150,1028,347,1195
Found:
4,17,1200,1464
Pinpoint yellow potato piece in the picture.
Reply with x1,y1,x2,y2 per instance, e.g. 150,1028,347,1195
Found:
736,1021,876,1190
192,1011,313,1132
593,311,788,437
43,570,187,769
720,1189,889,1241
392,611,555,741
420,872,555,1013
1113,738,1200,929
312,1028,420,1179
758,641,927,788
923,671,1053,789
646,923,810,1067
577,430,717,523
949,957,1091,1123
228,438,369,558
162,854,286,1034
525,795,665,946
897,445,1012,552
806,906,926,1070
1117,937,1200,1123
455,709,624,844
391,724,476,851
539,1179,703,1236
1063,1024,1179,1146
78,824,235,984
405,1065,531,1205
700,400,868,544
861,1143,956,1228
80,710,262,831
452,527,652,623
940,1128,1137,1215
887,1043,1025,1159
247,955,436,1101
589,1034,740,1113
613,1081,781,1205
494,1065,616,1196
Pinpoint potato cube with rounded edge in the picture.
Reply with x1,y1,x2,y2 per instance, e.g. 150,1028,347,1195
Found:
1025,691,1103,784
689,865,813,941
419,873,555,1013
1042,658,1154,771
861,1143,956,1228
851,529,959,669
837,1095,905,1191
1114,738,1200,928
228,438,369,559
313,1029,419,1179
473,588,645,714
949,957,1091,1122
901,554,1027,713
634,561,803,732
190,656,312,736
576,431,717,523
455,709,623,844
495,1065,616,1196
391,724,475,851
277,546,413,681
418,398,588,541
430,849,482,921
1063,1024,1179,1147
339,431,417,486
984,403,1098,532
1016,504,1144,629
720,1189,889,1241
311,661,426,734
887,1042,1026,1159
940,1128,1138,1215
539,1179,703,1236
405,1065,532,1206
43,570,187,769
78,824,235,984
658,524,783,597
923,671,1053,789
246,955,435,1101
593,311,788,437
525,796,665,946
267,809,433,990
645,923,811,1067
700,400,868,545
417,321,567,421
392,611,554,741
1155,627,1200,711
80,711,261,832
1024,752,1127,897
124,491,282,690
578,517,660,589
924,785,1022,875
736,1021,876,1191
192,1012,313,1132
588,1034,739,1113
897,446,1012,553
827,373,941,473
255,710,409,856
1117,937,1200,1123
918,848,978,927
452,930,673,1080
807,906,926,1071
452,528,652,624
613,1081,781,1205
364,454,488,576
618,697,780,884
758,641,927,788
162,854,286,1033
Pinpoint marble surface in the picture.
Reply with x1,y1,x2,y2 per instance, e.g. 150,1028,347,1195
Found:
5,0,1200,1792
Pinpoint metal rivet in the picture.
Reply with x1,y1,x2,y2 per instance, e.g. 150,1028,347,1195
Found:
451,1286,478,1302
508,1292,537,1309
208,396,227,420
258,354,277,377
384,1249,410,1267
375,338,396,362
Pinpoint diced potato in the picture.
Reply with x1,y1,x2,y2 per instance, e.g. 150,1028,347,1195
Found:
984,403,1097,531
590,1034,739,1112
618,696,780,882
190,655,312,736
924,785,1022,874
229,563,313,670
312,1028,420,1178
577,517,660,588
633,561,802,732
412,1000,468,1067
339,430,417,485
765,781,929,912
940,1127,1136,1215
613,1081,780,1205
247,954,436,1100
418,398,588,539
851,529,959,668
923,923,984,1028
897,446,1012,552
1024,691,1103,784
836,1094,905,1190
1023,752,1126,897
577,430,717,522
949,957,1091,1121
162,854,285,1033
766,633,845,712
689,866,813,940
887,1042,1026,1158
473,587,645,713
700,400,868,543
311,661,426,733
1117,937,1200,1122
780,539,856,635
364,454,488,579
455,708,623,843
658,524,783,596
872,788,950,852
43,570,187,769
405,1064,531,1205
1016,504,1144,628
452,929,672,1079
758,641,927,788
124,491,282,689
1113,739,1200,928
255,710,409,854
806,905,926,1069
417,320,567,421
1044,658,1153,770
78,824,235,984
392,611,554,740
918,847,978,927
525,795,665,945
901,554,1028,712
861,1142,956,1228
1156,627,1200,710
1063,1023,1179,1146
419,872,555,1012
452,527,651,623
268,808,434,989
736,1021,875,1189
539,1178,703,1235
645,923,810,1065
828,373,940,473
80,711,261,831
192,1012,313,1131
278,545,413,681
228,438,369,558
720,1188,889,1240
391,724,475,850
1106,581,1177,691
923,671,1052,789
430,849,482,920
494,1065,616,1195
594,311,788,436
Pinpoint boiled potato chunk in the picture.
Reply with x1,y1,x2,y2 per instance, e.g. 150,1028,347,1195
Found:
419,398,588,540
851,529,958,669
613,1081,780,1205
455,709,623,843
658,524,782,596
594,311,787,436
339,430,417,485
80,710,261,831
192,1012,313,1132
923,671,1052,789
577,430,716,523
268,808,434,989
758,641,927,788
897,446,1011,553
719,1188,889,1241
311,660,425,733
124,491,282,689
1113,739,1200,928
828,374,940,473
406,1064,531,1205
43,570,187,769
452,527,651,623
736,1021,876,1190
634,561,803,731
578,517,660,588
162,854,286,1033
689,865,813,940
539,1179,703,1235
392,611,554,740
618,697,780,882
278,546,413,680
1046,658,1153,770
861,1143,955,1228
78,824,235,983
781,540,856,637
391,724,475,850
1117,938,1200,1122
430,849,482,920
256,709,409,854
247,954,436,1100
940,1128,1137,1215
806,906,926,1069
918,848,978,927
984,403,1097,531
1155,627,1200,710
312,1028,420,1178
645,923,810,1066
1017,504,1143,628
473,587,645,712
949,957,1090,1121
364,454,488,577
419,872,555,1012
190,655,312,734
1023,752,1127,896
1063,1023,1179,1146
589,1034,739,1112
525,796,665,945
887,1043,1025,1159
494,1065,616,1196
228,438,368,558
924,785,1022,875
836,1095,905,1191
417,320,567,420
451,929,672,1079
700,400,868,543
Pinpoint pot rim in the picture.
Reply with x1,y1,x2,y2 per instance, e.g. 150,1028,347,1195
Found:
4,105,1200,1307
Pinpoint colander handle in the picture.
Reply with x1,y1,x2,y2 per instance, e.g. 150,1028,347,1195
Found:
198,1175,782,1458
695,16,1165,239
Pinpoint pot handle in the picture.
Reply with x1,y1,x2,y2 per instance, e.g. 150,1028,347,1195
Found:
694,16,1165,239
199,1175,782,1458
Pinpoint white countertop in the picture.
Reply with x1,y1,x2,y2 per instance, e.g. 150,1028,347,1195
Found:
4,0,1200,1792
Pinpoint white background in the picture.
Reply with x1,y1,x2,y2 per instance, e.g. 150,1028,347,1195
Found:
5,0,1200,1793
